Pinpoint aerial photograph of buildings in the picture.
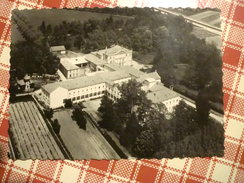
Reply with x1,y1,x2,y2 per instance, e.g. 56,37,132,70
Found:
9,7,224,160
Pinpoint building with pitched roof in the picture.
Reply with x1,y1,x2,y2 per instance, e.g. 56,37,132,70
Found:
41,71,131,108
40,46,181,111
91,45,132,66
58,51,88,79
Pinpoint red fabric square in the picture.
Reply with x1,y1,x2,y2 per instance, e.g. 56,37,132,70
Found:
222,46,241,66
233,6,244,24
84,171,105,182
32,178,46,183
7,171,28,183
0,21,6,38
224,93,230,111
89,160,110,171
235,168,244,183
240,150,244,165
231,96,244,116
0,142,9,162
0,118,9,138
224,141,239,162
189,158,210,178
0,69,9,89
0,166,5,182
160,171,181,182
136,165,158,183
43,0,62,8
35,161,57,179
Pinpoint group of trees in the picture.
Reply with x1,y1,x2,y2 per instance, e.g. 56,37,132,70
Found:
72,107,87,130
98,80,224,158
43,108,61,134
10,10,60,98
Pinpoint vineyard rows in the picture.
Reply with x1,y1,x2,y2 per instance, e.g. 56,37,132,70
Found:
9,101,65,159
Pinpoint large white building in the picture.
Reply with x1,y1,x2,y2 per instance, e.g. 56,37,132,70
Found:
41,71,131,108
91,45,133,66
40,45,181,112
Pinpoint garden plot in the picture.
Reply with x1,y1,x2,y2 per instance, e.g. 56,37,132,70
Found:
9,101,65,159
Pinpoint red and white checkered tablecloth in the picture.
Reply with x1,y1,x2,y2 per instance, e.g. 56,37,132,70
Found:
0,0,243,182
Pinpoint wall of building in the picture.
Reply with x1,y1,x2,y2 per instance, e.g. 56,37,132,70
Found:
162,96,182,113
106,51,132,66
50,87,69,108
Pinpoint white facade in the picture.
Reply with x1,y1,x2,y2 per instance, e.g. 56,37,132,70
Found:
50,87,69,108
41,76,131,109
162,96,181,113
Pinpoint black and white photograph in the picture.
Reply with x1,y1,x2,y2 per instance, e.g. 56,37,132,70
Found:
9,7,224,160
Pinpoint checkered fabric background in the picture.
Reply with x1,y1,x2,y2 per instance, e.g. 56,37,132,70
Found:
0,0,243,182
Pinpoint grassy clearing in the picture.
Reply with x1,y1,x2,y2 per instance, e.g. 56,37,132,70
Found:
22,9,131,29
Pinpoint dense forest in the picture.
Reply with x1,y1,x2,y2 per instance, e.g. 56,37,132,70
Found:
98,80,224,158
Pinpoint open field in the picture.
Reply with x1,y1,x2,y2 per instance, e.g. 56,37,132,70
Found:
191,27,221,49
12,9,133,43
22,9,132,28
9,100,65,159
53,109,120,159
190,10,221,28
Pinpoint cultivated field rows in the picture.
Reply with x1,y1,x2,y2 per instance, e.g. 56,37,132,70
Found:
9,101,65,159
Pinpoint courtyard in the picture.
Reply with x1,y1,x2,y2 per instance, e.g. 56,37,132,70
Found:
53,108,120,159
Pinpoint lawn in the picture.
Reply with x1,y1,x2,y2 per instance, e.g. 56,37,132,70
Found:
9,100,65,159
53,109,120,159
22,9,132,28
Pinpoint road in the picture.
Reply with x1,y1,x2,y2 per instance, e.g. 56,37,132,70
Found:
180,97,224,124
154,8,221,36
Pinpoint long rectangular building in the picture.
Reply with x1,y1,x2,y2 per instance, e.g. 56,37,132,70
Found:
41,71,131,108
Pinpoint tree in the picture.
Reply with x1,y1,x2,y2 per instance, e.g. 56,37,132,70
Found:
117,79,144,115
196,86,211,148
132,127,156,158
119,112,141,148
64,99,73,108
98,95,117,131
72,108,87,130
171,101,198,142
52,119,61,134
44,108,54,119
39,21,46,35
196,87,210,126
154,49,176,87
